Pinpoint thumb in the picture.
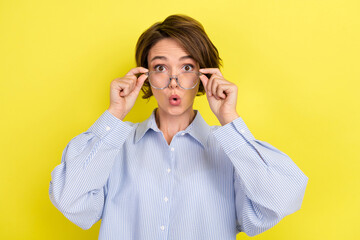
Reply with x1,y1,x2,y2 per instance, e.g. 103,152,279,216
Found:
199,74,209,95
132,73,148,95
199,74,209,88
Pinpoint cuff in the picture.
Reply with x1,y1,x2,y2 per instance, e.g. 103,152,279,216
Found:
89,110,134,148
213,116,255,155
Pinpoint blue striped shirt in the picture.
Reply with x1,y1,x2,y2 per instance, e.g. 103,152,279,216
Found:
49,109,308,239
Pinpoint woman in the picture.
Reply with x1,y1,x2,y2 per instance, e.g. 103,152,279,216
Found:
49,15,308,239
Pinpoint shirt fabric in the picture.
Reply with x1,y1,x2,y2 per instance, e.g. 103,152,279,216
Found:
49,109,308,240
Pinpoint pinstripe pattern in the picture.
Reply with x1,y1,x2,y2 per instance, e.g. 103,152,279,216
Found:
49,109,308,239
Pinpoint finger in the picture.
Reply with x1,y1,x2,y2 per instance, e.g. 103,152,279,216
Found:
118,80,133,96
206,75,214,96
208,75,221,97
216,84,228,99
225,83,238,102
199,74,209,93
209,75,223,99
133,73,148,94
124,77,137,90
119,77,136,93
126,67,149,76
211,76,229,99
199,68,223,77
211,77,220,100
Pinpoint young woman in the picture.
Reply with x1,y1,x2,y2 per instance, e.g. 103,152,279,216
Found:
49,14,308,239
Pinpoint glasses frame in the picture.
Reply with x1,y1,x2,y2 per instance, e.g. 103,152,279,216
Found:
145,71,203,90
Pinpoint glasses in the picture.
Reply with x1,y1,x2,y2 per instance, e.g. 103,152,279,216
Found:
145,71,202,90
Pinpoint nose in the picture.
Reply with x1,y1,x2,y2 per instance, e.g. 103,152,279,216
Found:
168,76,179,89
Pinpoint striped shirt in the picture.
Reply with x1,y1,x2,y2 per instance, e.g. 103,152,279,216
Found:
49,109,308,239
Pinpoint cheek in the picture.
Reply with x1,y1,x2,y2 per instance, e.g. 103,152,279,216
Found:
152,89,165,103
186,87,199,102
192,84,200,97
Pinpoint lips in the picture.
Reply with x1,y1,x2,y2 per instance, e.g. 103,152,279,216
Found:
169,94,181,106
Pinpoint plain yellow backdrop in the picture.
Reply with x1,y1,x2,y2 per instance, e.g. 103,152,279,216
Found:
1,0,359,239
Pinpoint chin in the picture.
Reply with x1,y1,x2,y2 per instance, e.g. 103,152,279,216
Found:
158,103,193,117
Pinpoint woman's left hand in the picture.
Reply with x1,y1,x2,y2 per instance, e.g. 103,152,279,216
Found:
199,68,239,126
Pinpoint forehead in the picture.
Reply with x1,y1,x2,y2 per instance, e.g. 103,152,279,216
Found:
148,38,193,62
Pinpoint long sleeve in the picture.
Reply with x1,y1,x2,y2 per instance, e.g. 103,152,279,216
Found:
213,117,308,236
49,110,133,229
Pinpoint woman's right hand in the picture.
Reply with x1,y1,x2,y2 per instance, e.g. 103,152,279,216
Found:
108,67,148,120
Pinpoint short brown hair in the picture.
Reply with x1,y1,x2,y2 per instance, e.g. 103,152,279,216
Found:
135,14,222,99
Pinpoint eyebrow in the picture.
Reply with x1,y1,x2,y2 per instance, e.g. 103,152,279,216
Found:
150,55,195,62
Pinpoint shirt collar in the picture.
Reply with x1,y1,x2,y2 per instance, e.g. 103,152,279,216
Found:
134,109,210,148
134,109,161,143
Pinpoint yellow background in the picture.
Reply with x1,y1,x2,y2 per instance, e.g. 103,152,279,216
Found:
1,0,359,239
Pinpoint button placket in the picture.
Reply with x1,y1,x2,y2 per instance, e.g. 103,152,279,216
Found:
164,147,173,205
159,144,175,235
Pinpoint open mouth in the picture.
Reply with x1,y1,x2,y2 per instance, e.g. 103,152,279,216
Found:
169,95,181,106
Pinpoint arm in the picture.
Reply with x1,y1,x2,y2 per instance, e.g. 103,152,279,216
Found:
200,68,308,236
49,110,133,229
49,67,149,229
213,117,308,236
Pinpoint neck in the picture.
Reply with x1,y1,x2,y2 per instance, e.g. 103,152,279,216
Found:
155,108,196,145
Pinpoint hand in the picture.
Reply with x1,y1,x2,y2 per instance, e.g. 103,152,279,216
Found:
199,68,239,126
108,67,148,120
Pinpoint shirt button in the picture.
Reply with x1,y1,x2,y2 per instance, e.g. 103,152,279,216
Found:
167,168,171,173
240,129,245,133
160,225,165,231
181,133,185,136
164,197,169,202
171,147,175,151
106,126,111,131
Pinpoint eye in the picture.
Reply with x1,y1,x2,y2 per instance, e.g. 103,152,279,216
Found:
183,64,194,72
154,65,166,72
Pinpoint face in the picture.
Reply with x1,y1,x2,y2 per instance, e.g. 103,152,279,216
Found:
147,38,200,118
